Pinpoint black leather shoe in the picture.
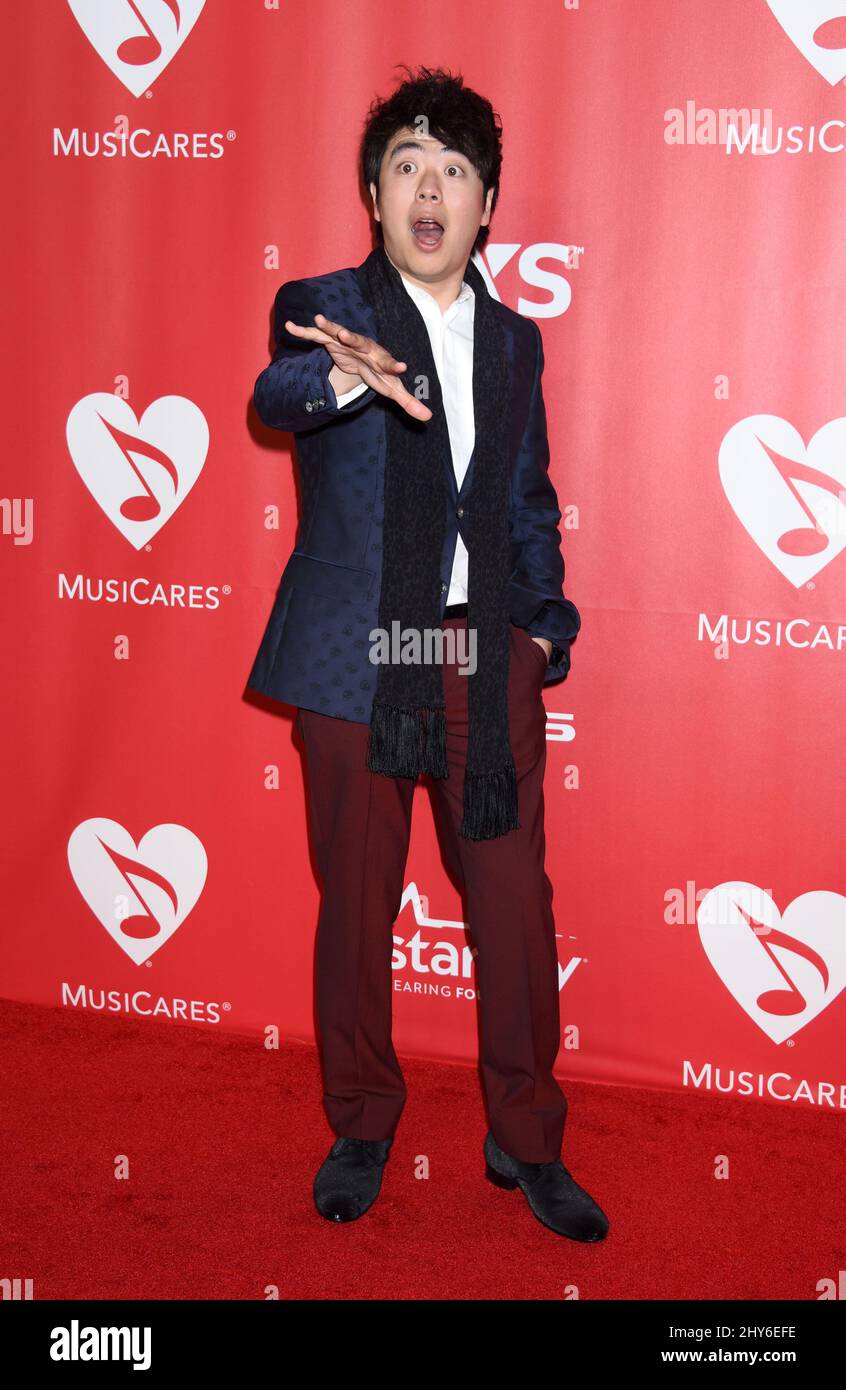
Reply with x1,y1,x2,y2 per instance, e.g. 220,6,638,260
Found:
313,1136,393,1223
484,1130,609,1241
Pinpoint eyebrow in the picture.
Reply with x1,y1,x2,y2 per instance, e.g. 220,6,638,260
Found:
387,140,467,162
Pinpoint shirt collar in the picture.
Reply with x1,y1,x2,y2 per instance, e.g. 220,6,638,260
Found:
399,273,474,315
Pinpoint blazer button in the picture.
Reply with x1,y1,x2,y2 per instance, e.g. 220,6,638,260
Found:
440,581,448,592
305,401,314,412
456,506,464,517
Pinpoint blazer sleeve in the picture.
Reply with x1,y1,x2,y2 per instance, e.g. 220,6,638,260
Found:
253,278,377,433
509,319,581,682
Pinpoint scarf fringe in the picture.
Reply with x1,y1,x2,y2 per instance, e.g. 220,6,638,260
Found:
421,706,448,778
460,763,521,841
366,703,448,781
368,705,519,837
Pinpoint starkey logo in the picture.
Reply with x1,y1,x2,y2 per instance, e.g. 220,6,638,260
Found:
392,882,582,1000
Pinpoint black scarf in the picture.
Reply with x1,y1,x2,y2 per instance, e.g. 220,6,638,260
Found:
356,243,520,840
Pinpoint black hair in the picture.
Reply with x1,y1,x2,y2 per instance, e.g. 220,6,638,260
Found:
360,64,503,254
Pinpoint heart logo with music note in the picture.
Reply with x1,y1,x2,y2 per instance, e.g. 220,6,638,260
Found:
66,0,206,98
68,818,208,965
67,393,208,549
697,881,846,1043
764,2,846,85
718,415,846,586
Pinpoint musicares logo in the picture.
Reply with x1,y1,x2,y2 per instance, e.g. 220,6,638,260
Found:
67,392,208,548
697,881,846,1043
61,981,224,1024
392,882,581,997
765,1,846,84
68,818,207,965
719,415,846,586
67,0,205,97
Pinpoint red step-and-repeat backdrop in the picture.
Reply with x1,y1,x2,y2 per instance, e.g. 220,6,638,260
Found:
4,0,846,1112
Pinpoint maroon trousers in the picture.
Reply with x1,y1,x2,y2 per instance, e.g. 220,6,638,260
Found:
295,616,567,1163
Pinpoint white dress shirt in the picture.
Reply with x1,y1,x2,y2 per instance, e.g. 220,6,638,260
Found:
333,273,476,606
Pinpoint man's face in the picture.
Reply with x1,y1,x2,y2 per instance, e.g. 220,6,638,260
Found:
369,127,493,287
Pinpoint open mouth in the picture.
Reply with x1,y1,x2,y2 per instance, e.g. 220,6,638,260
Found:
411,217,445,249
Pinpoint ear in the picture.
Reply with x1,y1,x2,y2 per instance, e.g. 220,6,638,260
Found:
480,185,494,227
369,181,380,224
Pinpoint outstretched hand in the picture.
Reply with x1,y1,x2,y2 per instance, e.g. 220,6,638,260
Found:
284,312,433,422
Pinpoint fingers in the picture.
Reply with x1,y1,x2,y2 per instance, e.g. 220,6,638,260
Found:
285,311,431,418
391,380,433,421
314,312,364,348
314,313,407,376
314,312,349,336
284,318,333,345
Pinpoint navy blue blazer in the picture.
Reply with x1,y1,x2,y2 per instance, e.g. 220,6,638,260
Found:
247,257,581,723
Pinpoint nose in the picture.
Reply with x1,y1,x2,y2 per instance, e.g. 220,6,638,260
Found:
415,176,441,204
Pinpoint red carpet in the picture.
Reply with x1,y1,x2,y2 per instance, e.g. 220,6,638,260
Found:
1,997,842,1301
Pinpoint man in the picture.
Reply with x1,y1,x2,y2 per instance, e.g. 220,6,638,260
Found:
248,65,607,1242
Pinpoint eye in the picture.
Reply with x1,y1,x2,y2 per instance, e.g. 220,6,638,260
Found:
445,165,464,176
398,161,416,173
